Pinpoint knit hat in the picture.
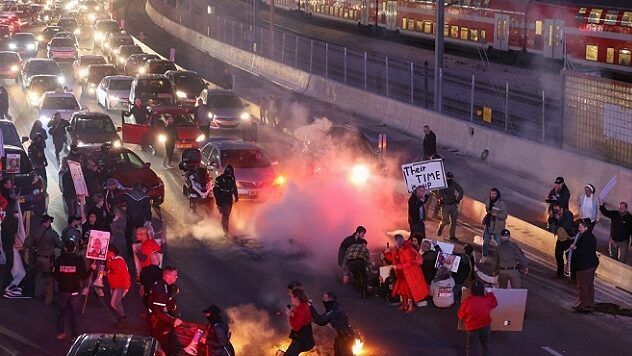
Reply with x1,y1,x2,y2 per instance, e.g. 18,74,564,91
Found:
554,176,564,184
584,184,595,194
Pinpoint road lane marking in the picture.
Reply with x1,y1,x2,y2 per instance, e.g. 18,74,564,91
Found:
542,346,564,356
0,325,47,353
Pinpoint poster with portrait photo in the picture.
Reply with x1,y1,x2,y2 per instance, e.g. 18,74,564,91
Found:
5,153,20,174
85,230,111,261
435,251,461,273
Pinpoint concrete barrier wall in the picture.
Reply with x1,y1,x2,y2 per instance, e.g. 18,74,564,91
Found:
147,1,632,292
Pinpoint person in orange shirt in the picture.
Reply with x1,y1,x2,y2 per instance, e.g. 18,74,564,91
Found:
107,245,131,329
134,227,161,270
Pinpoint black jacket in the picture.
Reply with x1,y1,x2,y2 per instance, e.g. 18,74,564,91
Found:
130,105,149,125
61,169,76,199
572,231,599,272
548,209,575,236
599,205,632,242
408,192,429,226
83,169,102,198
147,279,178,326
0,87,8,110
47,118,69,145
438,180,464,205
123,189,152,223
203,319,231,356
310,303,353,335
546,185,571,210
54,252,91,293
423,131,437,158
213,173,238,206
28,142,47,169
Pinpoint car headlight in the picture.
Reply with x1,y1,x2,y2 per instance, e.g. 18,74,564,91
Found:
207,112,215,119
74,28,80,35
8,43,16,49
28,92,40,103
87,13,96,22
137,67,146,74
94,32,103,41
10,65,18,72
79,68,88,77
176,90,187,99
37,35,43,42
77,140,87,147
112,140,122,148
118,57,125,64
57,76,65,84
158,134,167,143
273,175,287,186
43,15,50,21
195,134,205,143
27,43,35,50
240,112,251,121
39,115,48,121
88,86,95,94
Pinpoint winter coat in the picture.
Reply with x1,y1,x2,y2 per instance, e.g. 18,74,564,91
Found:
213,173,238,207
393,241,429,302
408,192,429,226
107,255,131,290
47,117,69,146
571,231,599,272
123,189,152,224
437,180,464,205
546,185,571,210
203,320,232,356
421,249,438,287
430,277,455,308
423,131,437,158
288,302,315,351
338,234,362,267
600,205,632,243
483,198,508,236
458,293,498,331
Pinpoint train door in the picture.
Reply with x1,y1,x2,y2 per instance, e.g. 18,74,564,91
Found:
543,19,564,59
494,14,510,50
360,0,369,25
385,1,397,30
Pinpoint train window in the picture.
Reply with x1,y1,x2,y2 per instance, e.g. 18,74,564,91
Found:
423,21,432,33
588,9,603,24
416,20,423,32
619,49,631,66
576,7,587,20
481,29,486,42
606,48,614,64
444,24,449,36
585,44,598,61
408,19,415,31
470,29,479,41
604,11,619,25
535,20,542,35
460,27,469,40
402,17,407,30
622,12,632,27
451,25,459,38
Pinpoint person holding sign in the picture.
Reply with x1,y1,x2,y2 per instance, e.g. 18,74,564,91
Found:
437,172,464,242
408,186,429,238
599,200,631,263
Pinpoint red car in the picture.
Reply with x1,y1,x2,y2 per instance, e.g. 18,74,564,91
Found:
121,106,205,156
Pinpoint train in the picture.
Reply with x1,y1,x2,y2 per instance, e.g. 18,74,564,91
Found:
268,0,632,73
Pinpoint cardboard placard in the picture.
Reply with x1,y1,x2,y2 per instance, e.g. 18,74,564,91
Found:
5,153,20,173
401,159,447,193
422,238,454,254
0,129,4,157
458,288,527,332
379,265,394,282
68,160,89,196
598,175,617,201
85,230,111,261
435,251,461,273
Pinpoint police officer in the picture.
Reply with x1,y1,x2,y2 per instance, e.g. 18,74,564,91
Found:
147,265,182,355
310,291,355,356
437,171,464,241
53,239,94,340
24,214,62,306
213,165,238,236
28,133,48,183
494,229,529,289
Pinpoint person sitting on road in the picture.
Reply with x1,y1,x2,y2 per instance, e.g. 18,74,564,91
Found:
430,266,455,308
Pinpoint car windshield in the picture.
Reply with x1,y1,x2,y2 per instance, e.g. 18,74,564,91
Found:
96,21,119,32
13,34,34,42
155,112,195,126
0,53,19,63
208,95,242,108
30,78,60,92
112,37,134,47
132,54,159,64
50,38,75,47
58,19,78,27
120,46,142,55
149,62,175,73
76,117,116,133
28,61,60,75
109,79,133,91
41,96,80,110
43,27,61,36
88,66,116,78
81,57,106,66
0,122,22,146
221,148,270,169
174,74,205,94
108,151,145,169
137,79,172,94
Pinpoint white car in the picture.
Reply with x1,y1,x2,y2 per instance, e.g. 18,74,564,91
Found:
38,91,82,123
47,37,78,61
96,75,134,111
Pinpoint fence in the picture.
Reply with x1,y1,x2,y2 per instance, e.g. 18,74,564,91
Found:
152,0,597,159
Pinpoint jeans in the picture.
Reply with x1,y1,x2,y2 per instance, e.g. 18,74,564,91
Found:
57,292,81,335
110,288,126,318
609,239,629,263
218,204,233,234
482,229,498,257
439,203,459,238
466,325,491,356
555,240,573,276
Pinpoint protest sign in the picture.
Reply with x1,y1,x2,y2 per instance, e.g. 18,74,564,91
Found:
86,230,111,261
422,238,454,254
68,160,89,196
435,251,461,273
401,159,447,193
598,176,617,201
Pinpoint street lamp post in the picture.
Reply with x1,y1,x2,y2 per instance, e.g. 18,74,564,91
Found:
434,0,444,113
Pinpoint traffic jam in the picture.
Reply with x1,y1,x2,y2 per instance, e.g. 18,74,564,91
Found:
0,0,400,355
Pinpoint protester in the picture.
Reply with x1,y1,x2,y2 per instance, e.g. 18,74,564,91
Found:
545,176,571,210
343,238,370,298
547,202,575,278
195,98,210,137
310,291,355,356
130,98,149,125
220,67,234,90
422,125,437,159
578,184,598,229
0,85,9,120
61,216,82,245
60,160,78,218
162,115,177,168
53,239,94,340
420,239,439,288
123,182,152,256
83,158,102,198
213,165,239,236
569,218,599,313
457,280,498,356
134,227,161,270
200,305,234,356
453,244,475,301
28,134,48,183
140,252,162,307
104,178,125,218
47,112,69,164
494,229,528,289
147,266,182,354
338,226,366,268
29,119,48,143
408,233,423,251
408,186,429,237
87,194,109,227
430,266,455,308
599,200,631,263
437,172,464,241
106,245,131,328
259,96,269,125
481,188,508,257
393,234,429,312
24,214,61,305
0,206,18,292
283,288,315,356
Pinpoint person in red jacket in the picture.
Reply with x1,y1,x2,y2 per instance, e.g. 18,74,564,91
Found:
135,227,161,270
458,280,498,356
107,245,132,329
282,288,315,356
392,234,430,313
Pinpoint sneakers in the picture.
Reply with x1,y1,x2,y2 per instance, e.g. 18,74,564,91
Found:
4,285,30,299
416,301,429,307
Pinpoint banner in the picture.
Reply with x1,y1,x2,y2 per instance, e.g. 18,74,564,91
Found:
598,175,617,201
401,159,447,193
67,160,89,196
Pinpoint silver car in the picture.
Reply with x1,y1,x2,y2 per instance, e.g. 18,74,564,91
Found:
96,75,134,111
198,89,251,128
37,91,82,123
200,139,281,200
